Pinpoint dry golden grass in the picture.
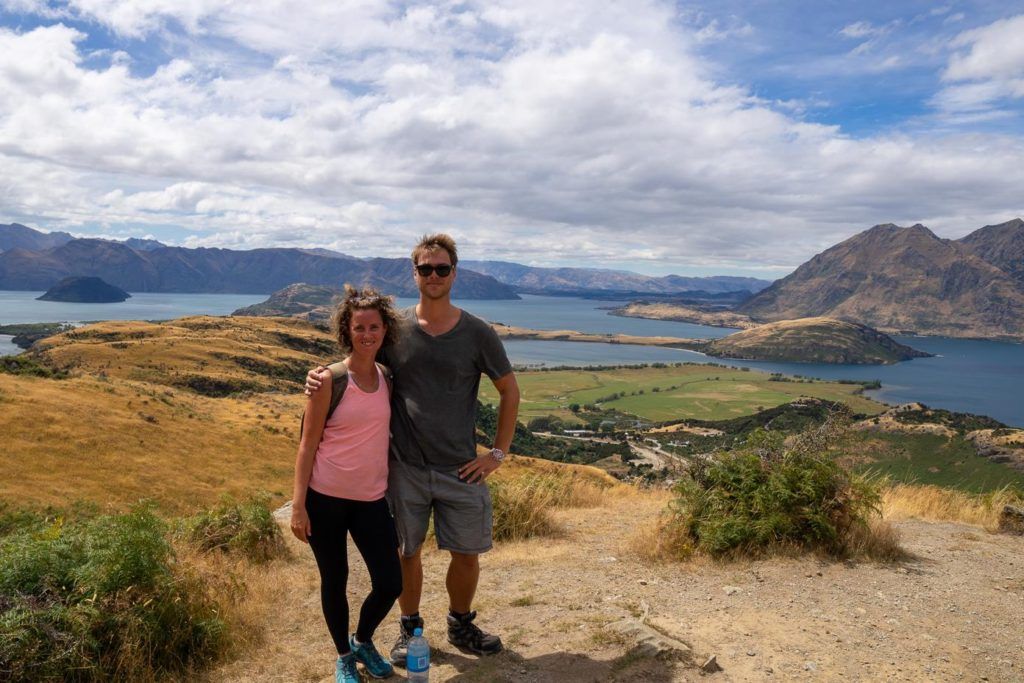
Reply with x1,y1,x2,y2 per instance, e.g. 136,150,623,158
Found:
883,483,1022,530
34,315,333,392
0,316,345,513
0,372,301,513
487,455,632,542
629,515,695,564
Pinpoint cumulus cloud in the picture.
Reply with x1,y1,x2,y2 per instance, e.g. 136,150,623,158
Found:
0,1,1023,274
935,14,1024,114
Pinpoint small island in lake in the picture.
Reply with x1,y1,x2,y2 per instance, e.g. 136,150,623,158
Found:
703,317,932,365
37,276,131,303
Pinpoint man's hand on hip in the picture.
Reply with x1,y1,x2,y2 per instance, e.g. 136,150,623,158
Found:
458,452,502,483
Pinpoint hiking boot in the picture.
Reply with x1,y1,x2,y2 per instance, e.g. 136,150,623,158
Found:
335,653,359,683
447,610,503,655
390,614,424,667
350,635,394,679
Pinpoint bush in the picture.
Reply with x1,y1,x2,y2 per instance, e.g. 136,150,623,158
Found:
487,476,558,542
0,505,227,682
662,420,893,558
488,471,613,543
181,494,286,563
527,415,564,433
0,356,69,379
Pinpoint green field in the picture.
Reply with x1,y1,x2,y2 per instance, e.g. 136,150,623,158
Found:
479,364,887,423
842,432,1024,493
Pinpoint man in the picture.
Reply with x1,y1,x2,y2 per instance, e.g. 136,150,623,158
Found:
306,233,520,665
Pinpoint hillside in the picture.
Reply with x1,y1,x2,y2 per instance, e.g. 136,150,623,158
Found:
30,315,338,394
0,316,340,511
739,222,1024,340
204,488,1024,682
3,316,1023,682
0,222,74,252
958,218,1024,288
37,275,131,303
704,317,931,364
232,283,344,323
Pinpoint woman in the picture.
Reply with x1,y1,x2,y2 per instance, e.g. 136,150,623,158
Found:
290,285,403,682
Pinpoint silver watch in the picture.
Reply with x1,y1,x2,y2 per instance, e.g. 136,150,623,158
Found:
489,447,506,462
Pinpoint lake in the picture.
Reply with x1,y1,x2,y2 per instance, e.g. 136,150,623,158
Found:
0,291,266,325
1,291,1022,426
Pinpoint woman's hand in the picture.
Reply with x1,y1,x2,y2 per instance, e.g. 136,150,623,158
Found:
290,505,312,542
304,366,328,396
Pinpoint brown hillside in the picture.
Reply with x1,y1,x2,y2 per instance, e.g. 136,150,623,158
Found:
0,372,301,512
33,315,336,395
739,223,1024,340
958,217,1024,288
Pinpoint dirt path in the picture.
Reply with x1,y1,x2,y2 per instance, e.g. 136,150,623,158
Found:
209,492,1024,682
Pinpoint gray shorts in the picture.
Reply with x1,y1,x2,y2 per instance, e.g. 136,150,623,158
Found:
386,458,493,557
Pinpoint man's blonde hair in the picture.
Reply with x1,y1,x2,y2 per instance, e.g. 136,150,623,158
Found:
411,233,458,266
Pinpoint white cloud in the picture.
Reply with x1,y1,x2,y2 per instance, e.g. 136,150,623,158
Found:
935,14,1024,115
693,18,753,44
945,14,1024,82
0,3,1023,273
840,21,878,39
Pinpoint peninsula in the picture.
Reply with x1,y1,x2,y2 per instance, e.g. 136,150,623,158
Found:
609,301,757,329
491,317,929,365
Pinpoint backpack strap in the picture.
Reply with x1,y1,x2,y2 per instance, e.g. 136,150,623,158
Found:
299,362,348,440
376,362,393,397
325,361,349,424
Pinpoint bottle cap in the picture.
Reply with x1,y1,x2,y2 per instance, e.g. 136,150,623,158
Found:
413,627,423,636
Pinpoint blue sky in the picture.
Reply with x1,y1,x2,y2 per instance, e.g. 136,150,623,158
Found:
0,0,1022,277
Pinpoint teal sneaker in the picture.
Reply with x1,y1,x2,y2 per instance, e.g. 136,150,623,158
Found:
350,635,394,679
335,653,359,683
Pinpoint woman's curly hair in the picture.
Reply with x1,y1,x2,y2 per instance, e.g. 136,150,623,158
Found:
331,285,400,354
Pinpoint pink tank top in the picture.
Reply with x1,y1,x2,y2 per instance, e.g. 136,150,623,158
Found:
309,366,391,501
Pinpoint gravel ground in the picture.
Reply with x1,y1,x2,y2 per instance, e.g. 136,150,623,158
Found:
209,492,1024,682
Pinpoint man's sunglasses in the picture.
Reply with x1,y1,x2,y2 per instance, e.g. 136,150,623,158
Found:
415,264,454,277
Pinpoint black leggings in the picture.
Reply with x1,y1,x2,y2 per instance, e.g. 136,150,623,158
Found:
305,487,403,654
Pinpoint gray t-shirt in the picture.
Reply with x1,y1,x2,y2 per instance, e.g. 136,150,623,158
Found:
381,306,513,469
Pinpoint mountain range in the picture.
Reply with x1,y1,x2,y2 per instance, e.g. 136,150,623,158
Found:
459,260,770,297
0,226,517,299
0,224,770,299
740,219,1024,340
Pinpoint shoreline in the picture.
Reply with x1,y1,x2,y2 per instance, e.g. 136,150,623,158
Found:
608,302,1024,344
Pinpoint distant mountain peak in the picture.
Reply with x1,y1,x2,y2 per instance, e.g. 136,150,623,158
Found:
740,220,1024,340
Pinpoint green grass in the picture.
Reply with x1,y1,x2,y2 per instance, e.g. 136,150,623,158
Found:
480,364,886,423
0,504,227,681
842,432,1024,493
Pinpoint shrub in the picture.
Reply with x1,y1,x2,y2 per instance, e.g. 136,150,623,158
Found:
487,476,558,542
662,420,895,558
488,470,613,542
181,494,286,563
527,415,564,432
0,356,69,379
0,505,227,682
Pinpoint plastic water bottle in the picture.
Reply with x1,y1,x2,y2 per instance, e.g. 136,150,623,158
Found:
407,627,430,682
